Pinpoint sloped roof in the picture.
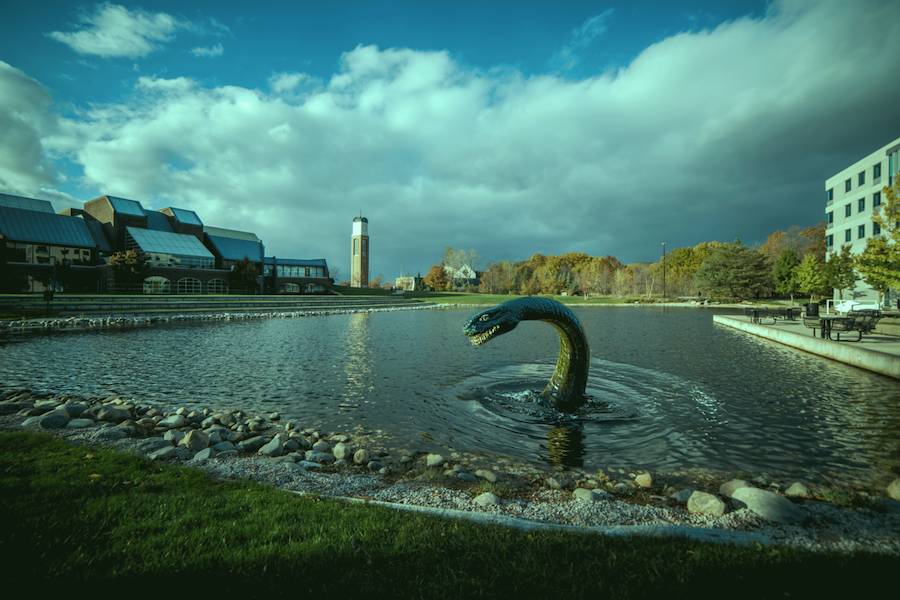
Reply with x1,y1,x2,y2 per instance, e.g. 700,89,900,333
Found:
163,207,203,226
143,210,174,232
85,220,112,253
0,206,96,248
107,196,146,217
203,225,260,242
206,234,264,262
0,193,54,214
264,257,328,268
126,226,214,259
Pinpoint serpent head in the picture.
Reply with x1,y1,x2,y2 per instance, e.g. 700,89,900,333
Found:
463,304,521,346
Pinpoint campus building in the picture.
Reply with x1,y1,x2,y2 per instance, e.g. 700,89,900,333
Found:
350,215,369,288
394,273,424,291
824,136,899,306
0,192,330,294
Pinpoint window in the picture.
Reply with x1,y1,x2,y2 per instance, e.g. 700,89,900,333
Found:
844,229,851,243
206,279,227,294
858,224,865,239
826,211,833,225
844,178,851,192
844,204,851,217
858,171,865,186
362,238,368,257
176,277,202,294
874,163,881,179
873,222,881,236
304,267,310,277
143,276,170,294
353,238,359,256
826,188,833,202
874,191,881,207
826,234,833,247
858,197,865,212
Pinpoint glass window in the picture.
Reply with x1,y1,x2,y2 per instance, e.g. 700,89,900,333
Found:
362,238,368,257
858,171,865,186
873,221,881,236
206,279,227,294
858,224,865,239
844,178,851,192
826,188,833,201
844,229,851,243
844,204,851,217
176,277,202,294
353,238,359,256
858,197,865,212
143,276,170,294
826,234,833,247
874,163,881,179
826,211,833,224
874,191,881,207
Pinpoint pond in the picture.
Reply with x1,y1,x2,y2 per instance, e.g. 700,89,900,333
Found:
1,306,898,485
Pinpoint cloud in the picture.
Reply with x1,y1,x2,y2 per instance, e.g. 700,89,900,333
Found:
16,0,900,278
47,3,185,58
553,9,615,70
268,72,310,94
191,43,224,58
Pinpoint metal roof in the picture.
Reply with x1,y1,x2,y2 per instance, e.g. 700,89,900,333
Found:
0,206,96,248
85,220,112,253
165,207,203,227
144,210,174,232
107,196,146,217
126,226,214,259
264,257,328,268
0,193,54,214
203,225,260,242
206,234,264,262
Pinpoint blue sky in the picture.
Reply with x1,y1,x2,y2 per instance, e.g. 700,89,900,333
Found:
2,1,899,279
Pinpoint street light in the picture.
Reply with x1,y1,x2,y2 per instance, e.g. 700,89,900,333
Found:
661,241,667,301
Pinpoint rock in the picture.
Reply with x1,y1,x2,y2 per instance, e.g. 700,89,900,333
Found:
92,427,128,441
573,488,607,502
175,407,187,415
216,450,238,458
312,440,331,453
426,453,445,468
179,430,209,452
475,469,497,483
634,472,653,488
295,460,323,470
670,488,694,504
687,491,727,517
283,438,300,452
332,442,351,460
62,402,89,417
237,436,268,453
158,414,187,429
353,448,370,465
212,441,236,452
96,405,131,423
36,410,70,429
379,467,391,476
258,436,284,457
268,412,281,421
149,446,178,461
546,477,562,489
135,438,171,453
367,460,384,472
887,479,900,501
731,487,805,524
719,479,751,498
22,416,43,427
174,447,192,460
66,418,96,429
473,492,499,507
785,482,811,498
457,471,477,482
304,450,335,464
193,448,215,461
201,416,218,428
164,429,185,445
612,482,634,495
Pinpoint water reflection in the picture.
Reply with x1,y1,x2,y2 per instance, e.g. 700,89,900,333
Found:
340,312,373,412
545,424,585,468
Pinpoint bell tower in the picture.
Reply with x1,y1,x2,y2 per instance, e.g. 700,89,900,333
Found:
351,214,369,288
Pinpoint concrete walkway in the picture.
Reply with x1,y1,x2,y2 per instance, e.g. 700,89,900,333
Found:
714,315,900,380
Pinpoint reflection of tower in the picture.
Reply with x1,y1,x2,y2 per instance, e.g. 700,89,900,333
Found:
351,214,369,288
341,312,373,412
546,424,585,468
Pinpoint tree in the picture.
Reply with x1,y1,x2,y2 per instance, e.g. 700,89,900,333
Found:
874,174,900,245
693,242,771,300
855,236,899,305
423,264,449,291
824,245,857,300
795,254,829,302
442,247,479,290
229,257,259,293
773,248,801,303
108,249,148,291
369,274,383,289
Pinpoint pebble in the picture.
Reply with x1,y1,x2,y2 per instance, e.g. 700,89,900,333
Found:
687,491,726,517
367,461,384,472
475,469,497,483
457,471,477,482
634,472,653,488
887,479,900,501
332,442,351,460
731,487,805,524
612,482,634,495
573,488,607,502
669,488,694,504
473,492,499,507
719,478,751,498
785,482,811,498
353,448,370,465
426,453,445,468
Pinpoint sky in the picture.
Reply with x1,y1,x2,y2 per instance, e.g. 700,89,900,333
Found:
2,0,900,280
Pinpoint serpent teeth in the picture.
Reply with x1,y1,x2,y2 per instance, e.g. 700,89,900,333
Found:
470,325,499,346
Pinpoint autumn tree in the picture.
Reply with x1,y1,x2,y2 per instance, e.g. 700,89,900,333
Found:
108,249,149,291
824,245,857,300
423,264,449,291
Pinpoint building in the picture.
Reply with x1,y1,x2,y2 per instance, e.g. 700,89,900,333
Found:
0,191,330,295
395,273,424,291
350,215,369,288
443,263,480,290
825,136,899,306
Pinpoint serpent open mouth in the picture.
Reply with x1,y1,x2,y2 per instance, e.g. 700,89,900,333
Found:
468,325,500,346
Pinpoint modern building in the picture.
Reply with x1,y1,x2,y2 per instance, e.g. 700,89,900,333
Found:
0,191,330,295
395,273,424,291
824,136,899,306
350,215,369,288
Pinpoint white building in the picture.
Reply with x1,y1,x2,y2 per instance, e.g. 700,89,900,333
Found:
825,136,899,306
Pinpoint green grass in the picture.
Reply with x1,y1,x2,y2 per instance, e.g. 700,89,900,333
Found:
0,432,894,598
403,292,651,305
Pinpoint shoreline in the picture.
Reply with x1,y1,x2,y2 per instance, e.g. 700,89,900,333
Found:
4,386,899,555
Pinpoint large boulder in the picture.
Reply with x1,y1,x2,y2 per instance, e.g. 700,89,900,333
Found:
731,487,805,524
304,450,335,464
426,454,445,468
36,409,70,429
97,405,131,423
887,479,900,501
258,436,284,457
475,469,497,483
719,479,751,498
573,488,608,502
474,492,499,507
158,414,188,429
237,436,268,453
687,491,726,517
178,430,209,452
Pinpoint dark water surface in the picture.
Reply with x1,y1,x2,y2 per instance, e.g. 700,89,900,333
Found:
1,307,898,484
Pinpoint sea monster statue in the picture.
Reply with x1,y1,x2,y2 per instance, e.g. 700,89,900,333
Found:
463,297,589,413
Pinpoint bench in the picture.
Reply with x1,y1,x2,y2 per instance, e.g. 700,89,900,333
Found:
745,307,799,325
828,317,861,342
802,316,821,336
847,310,882,335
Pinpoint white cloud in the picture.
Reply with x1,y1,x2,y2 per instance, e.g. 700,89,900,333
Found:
191,43,224,58
16,0,900,276
47,3,185,58
553,9,615,70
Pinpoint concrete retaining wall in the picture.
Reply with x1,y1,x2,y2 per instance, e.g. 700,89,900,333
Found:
713,315,900,380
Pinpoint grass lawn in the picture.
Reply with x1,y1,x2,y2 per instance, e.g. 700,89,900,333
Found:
0,431,893,598
403,292,648,305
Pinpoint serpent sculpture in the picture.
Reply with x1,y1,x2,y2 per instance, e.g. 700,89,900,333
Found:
463,297,589,413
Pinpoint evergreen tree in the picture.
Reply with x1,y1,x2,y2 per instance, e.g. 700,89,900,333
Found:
795,254,828,302
773,248,801,303
824,245,857,300
693,242,772,300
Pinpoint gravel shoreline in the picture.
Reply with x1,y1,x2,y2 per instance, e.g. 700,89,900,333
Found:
3,387,899,556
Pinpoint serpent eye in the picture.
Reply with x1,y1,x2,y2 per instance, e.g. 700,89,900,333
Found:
479,314,491,322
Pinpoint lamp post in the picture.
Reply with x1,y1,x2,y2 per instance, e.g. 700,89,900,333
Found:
661,241,667,301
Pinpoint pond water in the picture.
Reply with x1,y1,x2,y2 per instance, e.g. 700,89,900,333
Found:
1,307,898,485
